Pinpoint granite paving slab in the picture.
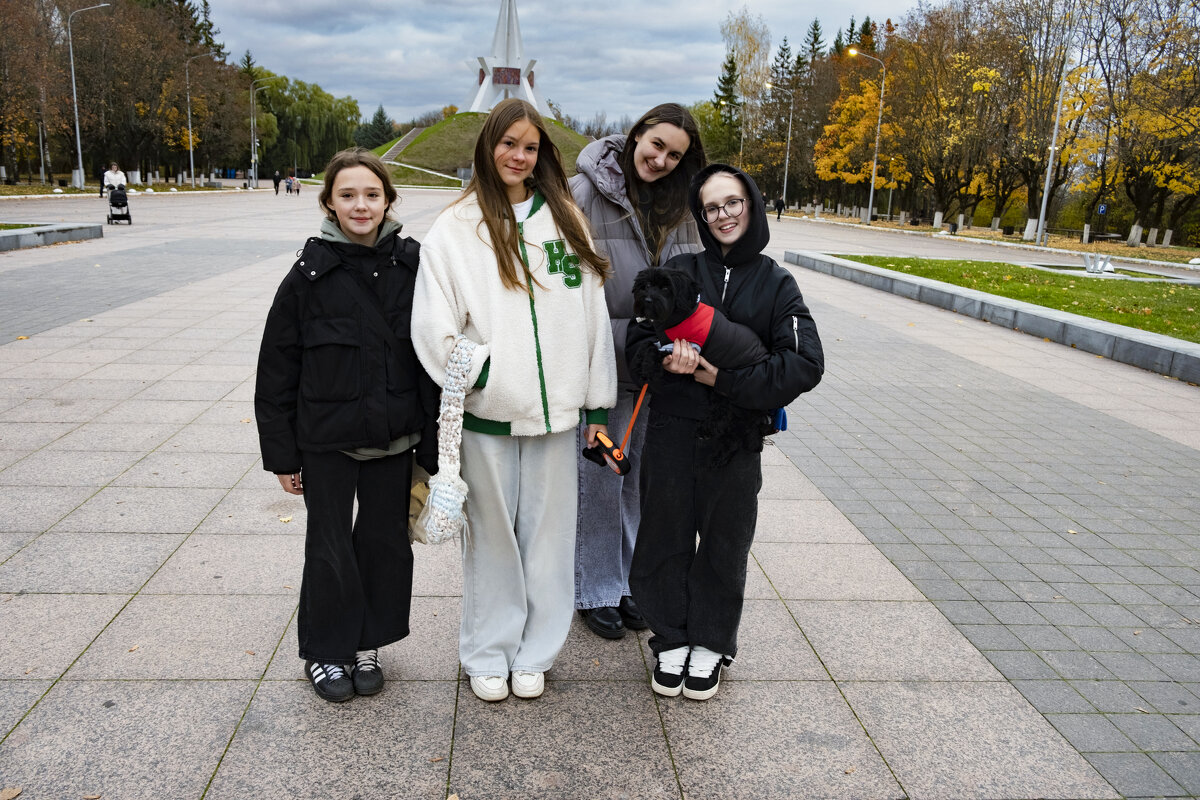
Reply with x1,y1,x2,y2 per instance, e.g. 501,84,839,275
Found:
110,450,259,488
67,594,295,680
0,593,129,679
841,680,1119,799
754,498,871,543
0,531,36,561
192,487,306,535
0,680,255,800
754,541,926,601
0,448,144,486
790,599,998,681
661,680,903,800
206,680,455,800
141,533,302,595
51,486,227,533
0,485,94,532
0,531,182,593
448,679,678,799
0,679,51,737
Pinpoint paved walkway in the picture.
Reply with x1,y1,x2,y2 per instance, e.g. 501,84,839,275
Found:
0,191,1196,798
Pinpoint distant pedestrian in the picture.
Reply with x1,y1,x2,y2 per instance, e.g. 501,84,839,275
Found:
101,162,126,197
774,196,785,220
273,170,282,195
285,176,293,194
254,147,438,704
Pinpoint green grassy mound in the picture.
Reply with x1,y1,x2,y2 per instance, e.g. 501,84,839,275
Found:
399,112,590,177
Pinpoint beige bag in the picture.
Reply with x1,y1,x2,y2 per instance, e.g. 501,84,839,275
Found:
408,463,432,544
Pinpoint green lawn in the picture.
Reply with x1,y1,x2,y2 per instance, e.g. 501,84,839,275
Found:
839,255,1200,345
388,164,461,188
0,223,32,230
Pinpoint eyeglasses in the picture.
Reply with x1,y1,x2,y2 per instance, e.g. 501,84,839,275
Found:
701,198,746,223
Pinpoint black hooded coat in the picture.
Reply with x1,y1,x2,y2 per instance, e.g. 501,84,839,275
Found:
626,164,824,422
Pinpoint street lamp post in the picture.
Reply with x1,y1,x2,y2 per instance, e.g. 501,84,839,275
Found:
249,76,282,188
68,3,110,190
848,48,886,225
185,51,218,189
1035,60,1069,247
765,81,796,209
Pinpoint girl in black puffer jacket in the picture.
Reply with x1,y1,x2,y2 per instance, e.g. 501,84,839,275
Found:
255,148,438,704
626,164,824,702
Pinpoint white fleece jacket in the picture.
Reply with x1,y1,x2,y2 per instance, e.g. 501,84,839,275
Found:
413,191,617,437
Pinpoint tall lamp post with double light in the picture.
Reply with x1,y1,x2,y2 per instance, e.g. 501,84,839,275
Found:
68,3,110,190
848,47,885,225
249,76,283,188
185,51,218,189
764,81,796,210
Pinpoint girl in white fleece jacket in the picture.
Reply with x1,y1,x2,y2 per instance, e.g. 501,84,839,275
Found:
413,99,617,703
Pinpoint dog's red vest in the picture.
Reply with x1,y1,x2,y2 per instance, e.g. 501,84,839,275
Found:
664,303,715,347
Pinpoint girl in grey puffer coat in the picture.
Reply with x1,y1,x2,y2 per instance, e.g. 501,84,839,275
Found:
569,104,707,637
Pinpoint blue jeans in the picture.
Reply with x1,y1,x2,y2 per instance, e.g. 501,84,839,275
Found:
629,411,762,657
574,388,647,609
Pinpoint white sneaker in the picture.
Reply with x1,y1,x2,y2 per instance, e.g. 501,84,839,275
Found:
511,670,544,699
469,675,509,702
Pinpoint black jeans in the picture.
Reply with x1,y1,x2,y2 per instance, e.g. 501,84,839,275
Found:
629,411,762,658
298,448,414,664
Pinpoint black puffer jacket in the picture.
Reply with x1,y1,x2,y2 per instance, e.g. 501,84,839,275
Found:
627,164,824,420
255,231,438,474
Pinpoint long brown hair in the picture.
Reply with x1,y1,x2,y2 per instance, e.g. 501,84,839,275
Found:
318,148,398,223
618,103,706,263
464,98,609,293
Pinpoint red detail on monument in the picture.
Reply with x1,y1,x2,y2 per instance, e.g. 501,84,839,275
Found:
493,67,521,86
479,68,486,86
528,71,534,88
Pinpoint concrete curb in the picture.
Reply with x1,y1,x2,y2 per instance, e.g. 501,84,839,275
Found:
0,222,103,251
786,249,1200,384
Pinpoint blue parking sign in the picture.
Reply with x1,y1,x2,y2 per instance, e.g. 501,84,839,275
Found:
1098,204,1107,215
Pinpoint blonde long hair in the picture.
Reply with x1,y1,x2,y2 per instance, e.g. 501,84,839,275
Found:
464,99,609,293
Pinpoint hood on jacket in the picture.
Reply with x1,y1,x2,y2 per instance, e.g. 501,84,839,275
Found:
574,134,629,206
319,216,402,246
688,163,769,267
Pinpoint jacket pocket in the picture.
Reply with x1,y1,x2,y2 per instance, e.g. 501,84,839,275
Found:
301,317,361,402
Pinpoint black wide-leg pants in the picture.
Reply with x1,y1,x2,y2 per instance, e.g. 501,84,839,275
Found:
629,412,762,659
297,448,414,664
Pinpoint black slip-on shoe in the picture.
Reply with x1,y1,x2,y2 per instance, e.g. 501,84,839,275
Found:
579,606,626,639
618,595,648,630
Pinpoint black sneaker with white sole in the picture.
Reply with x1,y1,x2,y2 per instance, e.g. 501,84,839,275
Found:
682,646,724,701
651,646,689,697
352,649,384,696
306,660,354,703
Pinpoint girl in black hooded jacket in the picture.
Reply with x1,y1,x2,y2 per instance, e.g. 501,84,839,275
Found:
626,164,824,701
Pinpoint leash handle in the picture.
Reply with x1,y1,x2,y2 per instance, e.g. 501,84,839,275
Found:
621,383,649,453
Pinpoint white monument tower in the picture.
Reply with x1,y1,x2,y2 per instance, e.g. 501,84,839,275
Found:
463,0,551,116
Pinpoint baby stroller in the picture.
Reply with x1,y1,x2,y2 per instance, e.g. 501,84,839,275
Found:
106,184,131,224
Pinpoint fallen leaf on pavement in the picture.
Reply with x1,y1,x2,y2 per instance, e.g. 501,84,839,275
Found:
1067,529,1078,534
128,645,139,652
1136,707,1149,713
16,336,28,341
279,516,292,523
593,659,600,667
83,795,101,799
245,650,256,656
240,418,252,424
430,757,444,763
0,787,23,799
845,767,856,775
1133,630,1142,635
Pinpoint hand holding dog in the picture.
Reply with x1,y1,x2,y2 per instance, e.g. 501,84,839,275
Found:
663,338,699,374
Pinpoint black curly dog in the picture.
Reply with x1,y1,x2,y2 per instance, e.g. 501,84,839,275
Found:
631,267,774,464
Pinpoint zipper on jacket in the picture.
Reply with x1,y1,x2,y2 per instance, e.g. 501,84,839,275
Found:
517,221,553,433
721,267,731,303
792,316,800,353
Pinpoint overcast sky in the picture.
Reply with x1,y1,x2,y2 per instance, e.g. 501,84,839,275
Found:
206,0,909,124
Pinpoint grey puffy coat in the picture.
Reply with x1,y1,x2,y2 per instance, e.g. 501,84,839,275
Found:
569,134,703,387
